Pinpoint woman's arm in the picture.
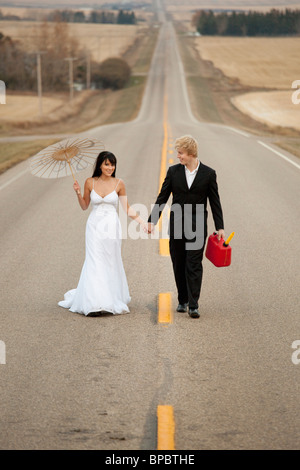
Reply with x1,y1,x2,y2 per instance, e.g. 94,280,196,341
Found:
73,178,92,210
117,180,146,227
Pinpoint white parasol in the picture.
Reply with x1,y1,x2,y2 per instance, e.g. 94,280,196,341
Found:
30,136,105,183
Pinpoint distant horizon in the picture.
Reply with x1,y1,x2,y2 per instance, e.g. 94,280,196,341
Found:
1,0,300,8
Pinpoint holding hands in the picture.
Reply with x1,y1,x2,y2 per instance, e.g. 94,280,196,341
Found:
144,223,154,234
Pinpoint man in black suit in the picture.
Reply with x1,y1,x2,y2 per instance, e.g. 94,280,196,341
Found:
147,135,225,318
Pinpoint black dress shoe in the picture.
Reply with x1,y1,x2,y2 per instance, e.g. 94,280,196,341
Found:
188,308,200,318
176,303,188,313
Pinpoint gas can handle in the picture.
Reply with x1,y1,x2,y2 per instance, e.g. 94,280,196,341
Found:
214,231,227,244
213,231,221,241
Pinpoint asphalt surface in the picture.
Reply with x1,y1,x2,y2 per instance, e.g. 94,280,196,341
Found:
0,16,299,450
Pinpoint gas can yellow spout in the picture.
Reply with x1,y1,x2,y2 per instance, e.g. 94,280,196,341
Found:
224,232,235,246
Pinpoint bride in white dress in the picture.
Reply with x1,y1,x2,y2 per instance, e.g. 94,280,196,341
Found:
58,151,146,316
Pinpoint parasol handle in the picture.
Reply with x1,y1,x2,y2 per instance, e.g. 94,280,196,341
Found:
64,151,80,195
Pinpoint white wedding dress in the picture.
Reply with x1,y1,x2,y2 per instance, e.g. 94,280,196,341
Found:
58,179,131,316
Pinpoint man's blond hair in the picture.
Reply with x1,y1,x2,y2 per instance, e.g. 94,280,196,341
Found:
175,135,198,157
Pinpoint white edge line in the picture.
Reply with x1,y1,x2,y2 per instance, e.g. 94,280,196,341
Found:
0,168,29,191
223,126,250,138
258,141,300,170
172,25,199,126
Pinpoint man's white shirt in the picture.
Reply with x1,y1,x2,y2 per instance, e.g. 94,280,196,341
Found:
185,159,200,189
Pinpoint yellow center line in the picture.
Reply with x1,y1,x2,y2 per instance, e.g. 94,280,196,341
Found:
158,292,172,325
156,102,175,450
157,95,172,325
157,405,175,450
158,94,169,192
159,93,170,257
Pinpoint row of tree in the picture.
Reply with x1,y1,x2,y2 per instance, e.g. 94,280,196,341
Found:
0,9,137,25
0,22,131,92
0,32,34,89
192,8,300,36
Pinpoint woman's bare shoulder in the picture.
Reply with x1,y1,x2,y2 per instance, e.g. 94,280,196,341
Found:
85,177,94,189
117,178,126,194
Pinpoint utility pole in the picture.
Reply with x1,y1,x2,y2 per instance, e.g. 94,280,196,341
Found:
64,57,77,102
86,53,91,90
97,36,102,63
36,51,46,116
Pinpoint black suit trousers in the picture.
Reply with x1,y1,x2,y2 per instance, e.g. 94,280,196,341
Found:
169,236,206,309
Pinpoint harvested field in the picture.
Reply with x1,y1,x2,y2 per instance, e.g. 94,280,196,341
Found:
194,37,300,90
0,21,145,62
193,36,300,131
0,94,65,122
232,91,300,131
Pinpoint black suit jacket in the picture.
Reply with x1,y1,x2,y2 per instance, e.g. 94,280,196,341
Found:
148,162,224,239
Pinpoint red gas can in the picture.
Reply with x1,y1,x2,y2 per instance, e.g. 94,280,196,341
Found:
205,232,234,267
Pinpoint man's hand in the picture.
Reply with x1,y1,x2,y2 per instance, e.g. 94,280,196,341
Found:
217,229,225,241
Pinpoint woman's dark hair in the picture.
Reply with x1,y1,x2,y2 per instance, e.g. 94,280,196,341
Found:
92,151,117,178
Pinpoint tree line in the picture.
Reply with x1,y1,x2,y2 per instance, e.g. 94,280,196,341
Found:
192,8,300,36
0,9,137,25
0,21,131,92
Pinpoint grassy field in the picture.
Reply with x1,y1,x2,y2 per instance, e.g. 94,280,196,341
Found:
0,20,145,63
195,37,300,90
170,0,300,132
194,36,300,132
0,94,65,123
0,139,56,174
176,25,300,158
232,91,300,131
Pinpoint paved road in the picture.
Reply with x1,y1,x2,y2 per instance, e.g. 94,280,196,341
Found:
0,16,299,450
